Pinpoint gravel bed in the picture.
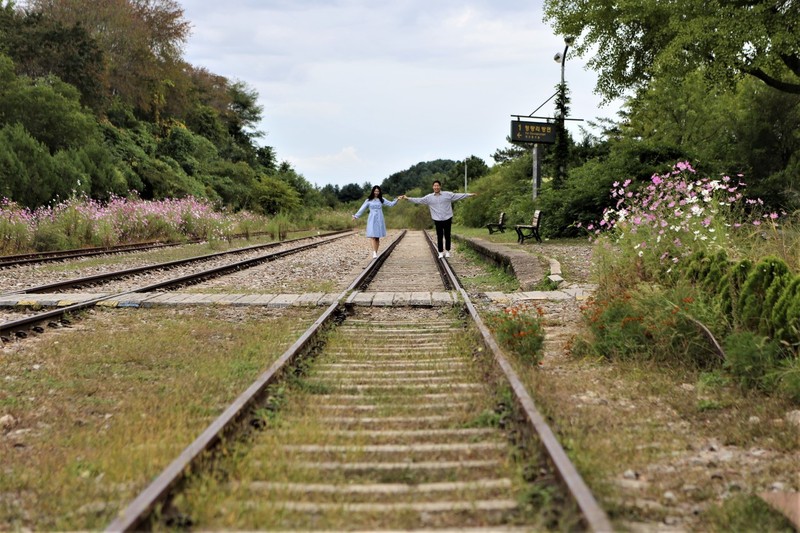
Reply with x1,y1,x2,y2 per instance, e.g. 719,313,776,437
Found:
0,234,360,296
191,232,396,293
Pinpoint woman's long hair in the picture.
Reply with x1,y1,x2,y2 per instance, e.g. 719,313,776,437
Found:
368,186,385,203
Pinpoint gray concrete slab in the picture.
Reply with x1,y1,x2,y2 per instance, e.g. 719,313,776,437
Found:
392,292,412,306
350,292,375,306
268,294,299,308
519,291,571,300
0,295,24,306
431,291,454,306
26,293,64,306
293,292,325,306
318,293,340,306
55,294,110,306
232,294,267,305
482,292,512,304
560,287,595,300
111,293,153,307
212,294,249,305
409,292,432,306
174,293,218,305
371,292,394,306
137,292,196,307
154,293,197,305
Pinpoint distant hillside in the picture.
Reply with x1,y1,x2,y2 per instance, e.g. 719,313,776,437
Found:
379,159,458,195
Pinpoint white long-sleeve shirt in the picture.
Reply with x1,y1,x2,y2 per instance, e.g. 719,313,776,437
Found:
406,191,472,221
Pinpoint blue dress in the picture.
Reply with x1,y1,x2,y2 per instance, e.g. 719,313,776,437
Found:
354,198,398,238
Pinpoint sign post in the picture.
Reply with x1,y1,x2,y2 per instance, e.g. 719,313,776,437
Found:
510,119,555,199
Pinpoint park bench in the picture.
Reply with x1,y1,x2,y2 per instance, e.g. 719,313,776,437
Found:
515,210,542,244
485,212,506,234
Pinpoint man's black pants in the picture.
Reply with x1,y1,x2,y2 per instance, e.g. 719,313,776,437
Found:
433,218,452,252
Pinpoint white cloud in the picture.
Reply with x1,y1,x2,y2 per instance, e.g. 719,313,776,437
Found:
179,0,623,188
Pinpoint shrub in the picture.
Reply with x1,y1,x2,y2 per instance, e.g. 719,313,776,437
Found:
581,283,722,366
585,161,773,279
723,331,783,391
483,303,545,364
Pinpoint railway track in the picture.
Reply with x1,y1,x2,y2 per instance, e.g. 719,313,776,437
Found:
0,231,275,268
0,230,352,340
103,230,611,531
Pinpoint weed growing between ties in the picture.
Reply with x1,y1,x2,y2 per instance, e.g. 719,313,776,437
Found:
483,303,545,365
0,306,318,531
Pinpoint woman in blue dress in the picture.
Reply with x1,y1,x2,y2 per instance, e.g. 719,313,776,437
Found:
352,185,399,258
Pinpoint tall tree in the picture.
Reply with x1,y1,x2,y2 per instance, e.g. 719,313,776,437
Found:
543,0,800,100
1,8,106,110
23,0,191,115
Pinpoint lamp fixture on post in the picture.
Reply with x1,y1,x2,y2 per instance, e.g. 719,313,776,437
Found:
511,36,581,201
552,35,573,189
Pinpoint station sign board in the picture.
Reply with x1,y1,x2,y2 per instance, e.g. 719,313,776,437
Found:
510,120,556,144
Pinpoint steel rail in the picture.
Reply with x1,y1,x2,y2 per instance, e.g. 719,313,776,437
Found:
107,230,610,531
435,241,614,533
422,230,454,290
105,231,408,532
0,231,274,267
0,231,353,339
0,241,177,266
3,230,351,295
352,231,407,291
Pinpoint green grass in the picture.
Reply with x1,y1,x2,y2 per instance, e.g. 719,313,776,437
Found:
454,243,520,293
0,306,319,531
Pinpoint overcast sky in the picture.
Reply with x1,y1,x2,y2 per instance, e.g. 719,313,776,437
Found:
179,0,623,189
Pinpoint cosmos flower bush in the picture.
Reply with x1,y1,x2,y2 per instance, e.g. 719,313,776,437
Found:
0,194,269,254
578,161,778,278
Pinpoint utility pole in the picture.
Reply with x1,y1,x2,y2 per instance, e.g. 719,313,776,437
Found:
464,158,468,192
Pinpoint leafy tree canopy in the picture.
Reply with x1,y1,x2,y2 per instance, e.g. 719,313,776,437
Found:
543,0,800,100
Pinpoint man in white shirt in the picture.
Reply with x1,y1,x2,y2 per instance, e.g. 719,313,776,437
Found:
400,180,476,259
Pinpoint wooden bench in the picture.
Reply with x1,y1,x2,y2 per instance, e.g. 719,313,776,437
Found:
515,210,542,244
485,212,506,234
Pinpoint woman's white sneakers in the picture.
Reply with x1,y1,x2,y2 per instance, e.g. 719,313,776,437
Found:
437,252,444,259
372,251,378,258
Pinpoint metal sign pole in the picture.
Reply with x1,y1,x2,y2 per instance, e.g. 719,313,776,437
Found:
532,144,541,200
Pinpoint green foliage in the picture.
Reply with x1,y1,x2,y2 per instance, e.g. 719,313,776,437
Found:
722,259,754,324
459,157,535,229
484,303,545,364
773,355,800,403
1,8,106,111
0,69,98,154
705,494,796,533
252,175,301,215
772,276,800,347
157,124,220,176
737,257,791,335
0,123,60,208
544,0,800,99
723,331,783,391
581,283,723,367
